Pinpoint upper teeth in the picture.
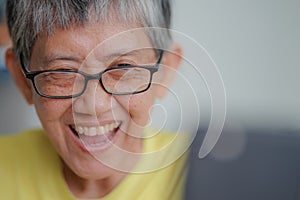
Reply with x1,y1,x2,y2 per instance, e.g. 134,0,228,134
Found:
75,122,120,136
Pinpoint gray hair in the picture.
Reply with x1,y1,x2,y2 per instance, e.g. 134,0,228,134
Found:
6,0,173,68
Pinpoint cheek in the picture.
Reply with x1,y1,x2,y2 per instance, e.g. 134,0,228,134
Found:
118,93,156,126
33,95,71,122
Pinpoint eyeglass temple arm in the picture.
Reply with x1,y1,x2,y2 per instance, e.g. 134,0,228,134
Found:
19,53,30,74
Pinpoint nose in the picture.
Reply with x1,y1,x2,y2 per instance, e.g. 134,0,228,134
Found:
72,79,111,116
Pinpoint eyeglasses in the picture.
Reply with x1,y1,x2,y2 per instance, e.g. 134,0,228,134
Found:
20,50,164,99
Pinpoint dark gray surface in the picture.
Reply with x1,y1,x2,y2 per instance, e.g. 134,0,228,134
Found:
185,128,300,200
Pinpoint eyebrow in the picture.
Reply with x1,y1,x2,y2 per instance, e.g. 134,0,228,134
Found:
44,54,82,66
43,48,154,68
95,49,147,61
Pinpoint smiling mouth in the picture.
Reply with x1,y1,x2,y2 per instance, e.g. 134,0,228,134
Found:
70,122,120,137
69,122,121,151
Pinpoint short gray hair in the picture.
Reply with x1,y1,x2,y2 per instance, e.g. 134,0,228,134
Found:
6,0,173,67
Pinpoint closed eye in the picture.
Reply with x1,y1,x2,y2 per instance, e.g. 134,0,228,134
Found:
116,63,132,67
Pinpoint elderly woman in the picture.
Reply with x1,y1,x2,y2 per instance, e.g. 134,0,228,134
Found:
1,0,187,199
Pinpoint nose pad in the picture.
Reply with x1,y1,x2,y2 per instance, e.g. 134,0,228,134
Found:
72,79,111,116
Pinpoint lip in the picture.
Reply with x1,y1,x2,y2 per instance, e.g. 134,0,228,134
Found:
67,125,90,153
67,123,121,154
70,120,122,127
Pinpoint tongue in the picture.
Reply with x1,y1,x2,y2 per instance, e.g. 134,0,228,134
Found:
79,132,112,147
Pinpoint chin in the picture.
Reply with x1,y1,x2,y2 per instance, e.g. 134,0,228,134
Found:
63,156,117,180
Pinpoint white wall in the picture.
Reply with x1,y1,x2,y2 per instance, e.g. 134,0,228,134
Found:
170,0,300,129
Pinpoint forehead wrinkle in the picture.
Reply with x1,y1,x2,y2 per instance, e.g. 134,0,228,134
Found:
89,31,155,63
90,48,156,64
44,53,83,65
92,49,142,62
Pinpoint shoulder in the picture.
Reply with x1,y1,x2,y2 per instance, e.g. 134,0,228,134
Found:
0,129,54,162
136,127,190,172
0,129,47,141
0,129,49,149
0,130,64,199
143,127,190,156
143,127,175,151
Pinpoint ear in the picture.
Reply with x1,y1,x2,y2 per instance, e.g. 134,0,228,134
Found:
154,43,183,98
5,48,33,104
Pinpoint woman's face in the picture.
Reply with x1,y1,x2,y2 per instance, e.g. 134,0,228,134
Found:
28,20,164,179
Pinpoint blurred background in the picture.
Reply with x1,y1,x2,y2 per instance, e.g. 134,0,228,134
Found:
172,0,300,130
0,0,300,199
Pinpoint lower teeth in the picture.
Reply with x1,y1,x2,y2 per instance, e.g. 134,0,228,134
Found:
89,139,110,147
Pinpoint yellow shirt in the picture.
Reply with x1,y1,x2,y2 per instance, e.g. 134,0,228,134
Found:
0,129,188,200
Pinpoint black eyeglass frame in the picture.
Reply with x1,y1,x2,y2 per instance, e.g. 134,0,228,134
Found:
20,50,164,99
